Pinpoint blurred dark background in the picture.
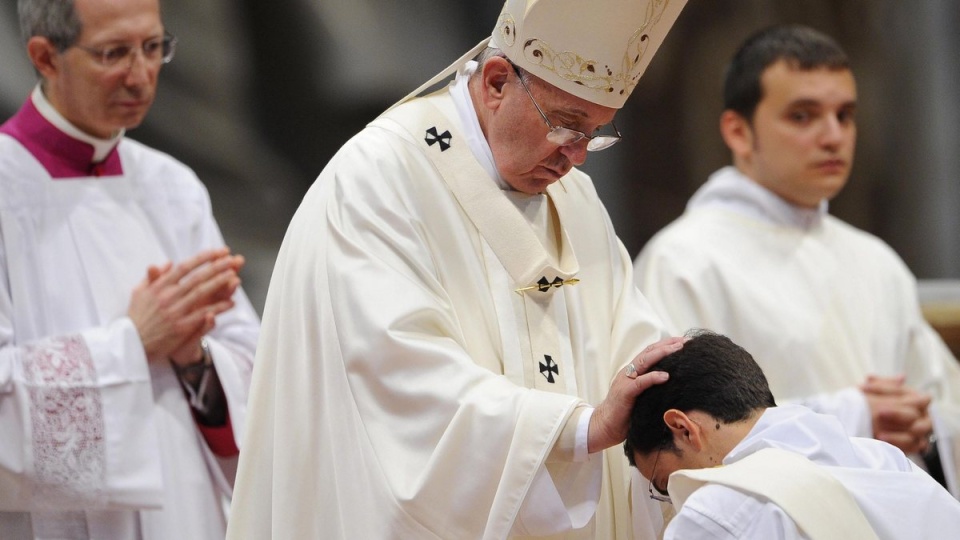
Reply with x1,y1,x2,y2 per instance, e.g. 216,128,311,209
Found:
2,1,958,313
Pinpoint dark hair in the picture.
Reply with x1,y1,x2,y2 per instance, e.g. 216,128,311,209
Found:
624,330,776,465
723,24,850,122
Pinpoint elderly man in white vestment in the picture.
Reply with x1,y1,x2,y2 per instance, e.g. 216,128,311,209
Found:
626,331,960,539
635,24,960,498
0,0,261,538
228,1,688,539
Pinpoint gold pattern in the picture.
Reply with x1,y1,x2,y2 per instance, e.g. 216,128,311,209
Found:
509,0,673,97
498,13,517,47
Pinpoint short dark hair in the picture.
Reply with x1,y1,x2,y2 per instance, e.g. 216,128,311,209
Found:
624,330,776,465
723,24,850,122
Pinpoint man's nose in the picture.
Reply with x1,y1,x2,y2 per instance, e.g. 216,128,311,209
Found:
123,49,152,86
819,115,846,147
559,139,589,166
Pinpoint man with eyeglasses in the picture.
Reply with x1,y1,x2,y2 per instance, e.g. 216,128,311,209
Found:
0,0,261,538
625,330,960,539
228,1,686,539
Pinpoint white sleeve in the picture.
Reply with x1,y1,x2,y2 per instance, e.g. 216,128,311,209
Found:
788,387,873,438
0,317,164,511
511,454,603,536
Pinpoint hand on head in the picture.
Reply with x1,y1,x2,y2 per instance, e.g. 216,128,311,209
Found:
587,337,685,453
128,247,244,365
861,374,933,454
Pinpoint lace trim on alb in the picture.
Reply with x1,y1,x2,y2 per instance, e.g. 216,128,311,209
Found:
23,335,106,507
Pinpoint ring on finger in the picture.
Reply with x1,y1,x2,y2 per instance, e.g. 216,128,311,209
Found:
625,363,638,377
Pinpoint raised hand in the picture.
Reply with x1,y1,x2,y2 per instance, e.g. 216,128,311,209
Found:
587,337,686,453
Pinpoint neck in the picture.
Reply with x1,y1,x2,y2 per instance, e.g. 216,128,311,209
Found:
695,409,764,464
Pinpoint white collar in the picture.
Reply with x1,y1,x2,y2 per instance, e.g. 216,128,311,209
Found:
688,166,828,230
32,84,124,163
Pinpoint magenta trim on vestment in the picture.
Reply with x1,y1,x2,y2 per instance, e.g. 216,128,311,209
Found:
0,98,123,178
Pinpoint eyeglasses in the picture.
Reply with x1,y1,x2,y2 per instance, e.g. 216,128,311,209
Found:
647,444,673,504
72,33,177,68
511,63,622,152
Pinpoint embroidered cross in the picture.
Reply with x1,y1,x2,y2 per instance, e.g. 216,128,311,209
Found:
539,354,559,383
540,276,562,292
425,126,452,151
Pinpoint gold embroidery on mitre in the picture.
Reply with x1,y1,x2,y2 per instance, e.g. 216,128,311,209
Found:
517,0,674,97
498,13,517,47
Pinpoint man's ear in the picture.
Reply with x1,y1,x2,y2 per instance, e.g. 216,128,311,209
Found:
719,109,754,161
26,36,60,80
663,409,705,452
478,56,511,111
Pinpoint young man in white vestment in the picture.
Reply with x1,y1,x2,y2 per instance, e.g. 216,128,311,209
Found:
625,330,960,539
634,24,960,497
0,0,261,538
228,1,689,539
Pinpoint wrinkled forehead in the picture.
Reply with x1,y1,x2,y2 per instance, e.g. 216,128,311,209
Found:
527,71,619,125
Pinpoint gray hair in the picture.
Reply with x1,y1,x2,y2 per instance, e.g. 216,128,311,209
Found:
472,46,532,85
18,0,82,50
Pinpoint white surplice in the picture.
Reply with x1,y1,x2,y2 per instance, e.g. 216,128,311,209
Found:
0,91,261,539
228,66,668,540
664,405,960,539
634,166,960,498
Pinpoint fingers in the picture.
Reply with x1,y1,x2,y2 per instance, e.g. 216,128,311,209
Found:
876,424,932,455
589,339,682,453
152,247,233,288
630,370,670,394
147,261,173,283
623,337,685,379
861,374,906,395
150,252,242,316
174,268,241,315
169,313,217,367
876,406,921,431
867,381,934,455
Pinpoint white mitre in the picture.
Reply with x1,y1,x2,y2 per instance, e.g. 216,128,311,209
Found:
391,0,687,110
492,0,686,108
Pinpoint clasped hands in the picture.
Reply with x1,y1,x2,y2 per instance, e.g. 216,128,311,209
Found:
128,247,244,367
861,374,933,455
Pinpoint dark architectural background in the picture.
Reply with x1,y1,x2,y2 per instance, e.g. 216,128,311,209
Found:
2,1,957,313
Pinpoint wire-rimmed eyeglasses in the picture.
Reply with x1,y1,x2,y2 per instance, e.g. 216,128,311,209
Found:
648,444,673,504
510,63,621,152
72,32,177,68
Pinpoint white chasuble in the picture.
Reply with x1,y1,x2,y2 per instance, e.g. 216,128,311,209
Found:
228,87,668,540
385,95,583,398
